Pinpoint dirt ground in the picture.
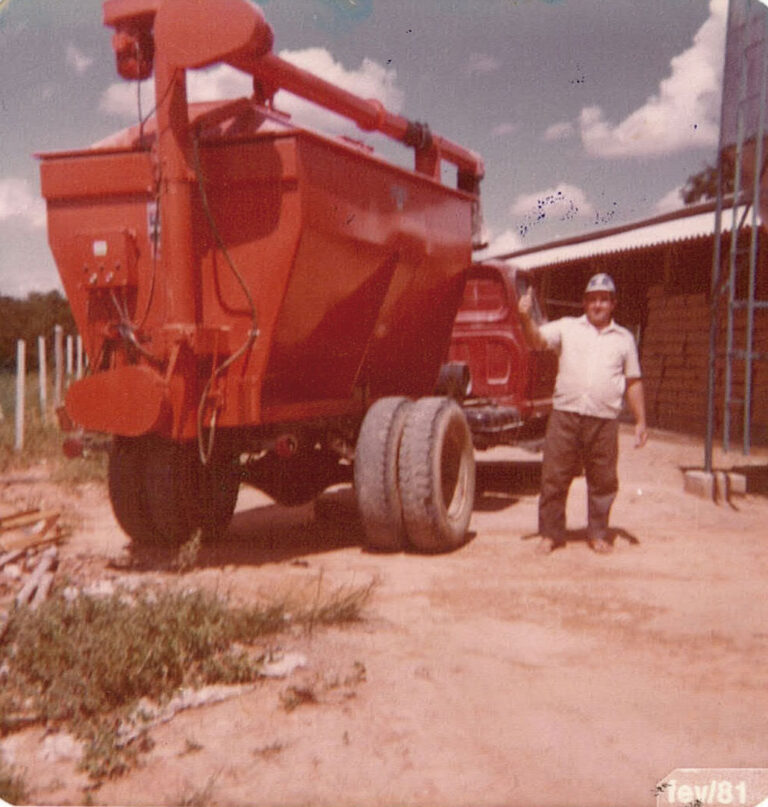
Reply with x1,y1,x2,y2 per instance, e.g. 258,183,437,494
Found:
2,425,768,807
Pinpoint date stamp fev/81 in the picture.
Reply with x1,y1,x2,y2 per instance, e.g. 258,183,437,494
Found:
656,770,768,807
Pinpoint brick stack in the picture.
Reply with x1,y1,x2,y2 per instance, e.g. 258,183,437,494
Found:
640,285,768,443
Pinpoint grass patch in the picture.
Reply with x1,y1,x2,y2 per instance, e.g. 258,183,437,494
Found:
0,754,29,805
0,579,373,782
0,371,107,484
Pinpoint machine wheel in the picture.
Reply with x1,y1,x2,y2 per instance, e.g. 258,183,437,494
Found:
198,441,241,540
142,437,240,545
107,436,156,545
397,397,475,553
354,396,412,551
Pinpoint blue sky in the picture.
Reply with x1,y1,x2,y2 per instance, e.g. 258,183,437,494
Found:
0,0,724,297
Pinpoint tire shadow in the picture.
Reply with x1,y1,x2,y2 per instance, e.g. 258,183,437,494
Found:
123,487,365,570
474,460,541,512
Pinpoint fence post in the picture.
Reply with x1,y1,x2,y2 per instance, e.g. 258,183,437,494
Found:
76,334,84,379
66,334,74,379
15,339,26,452
54,325,64,409
38,335,47,423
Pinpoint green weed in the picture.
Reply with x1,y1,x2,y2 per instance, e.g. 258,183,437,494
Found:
0,579,373,782
0,370,106,484
0,754,29,805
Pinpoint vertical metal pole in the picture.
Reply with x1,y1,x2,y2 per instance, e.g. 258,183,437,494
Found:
743,9,768,454
724,11,750,454
15,340,26,452
38,335,47,423
53,324,64,409
707,0,739,471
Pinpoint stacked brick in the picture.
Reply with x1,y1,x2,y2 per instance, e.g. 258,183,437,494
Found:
640,285,768,443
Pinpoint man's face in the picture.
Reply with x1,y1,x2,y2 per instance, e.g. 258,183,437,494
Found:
583,291,615,328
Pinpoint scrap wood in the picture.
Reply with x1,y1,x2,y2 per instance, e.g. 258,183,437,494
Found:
0,508,42,528
0,512,63,554
15,547,58,609
0,508,60,532
30,571,56,611
0,547,26,570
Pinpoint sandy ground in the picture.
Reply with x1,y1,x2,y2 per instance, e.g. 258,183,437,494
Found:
2,425,768,807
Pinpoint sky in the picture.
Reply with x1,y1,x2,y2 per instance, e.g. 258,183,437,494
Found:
0,0,726,298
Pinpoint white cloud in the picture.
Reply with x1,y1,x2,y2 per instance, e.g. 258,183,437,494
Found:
468,53,501,75
491,122,518,138
66,44,94,74
654,186,685,214
0,178,46,229
274,48,403,134
98,48,403,139
99,79,155,118
580,0,726,158
543,120,575,142
511,183,595,219
482,228,524,258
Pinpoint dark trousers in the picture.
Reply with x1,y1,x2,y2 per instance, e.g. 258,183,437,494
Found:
539,409,619,544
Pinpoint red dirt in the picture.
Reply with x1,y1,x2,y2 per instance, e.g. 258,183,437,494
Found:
2,425,768,807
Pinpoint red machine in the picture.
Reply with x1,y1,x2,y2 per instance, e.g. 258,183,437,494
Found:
39,0,484,553
443,261,556,449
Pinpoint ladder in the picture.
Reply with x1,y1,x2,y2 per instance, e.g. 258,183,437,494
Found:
707,0,768,466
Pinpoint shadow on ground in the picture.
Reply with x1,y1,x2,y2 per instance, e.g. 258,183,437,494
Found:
520,525,641,552
123,459,548,571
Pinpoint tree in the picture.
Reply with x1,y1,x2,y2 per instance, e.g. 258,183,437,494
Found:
681,149,736,205
0,291,76,370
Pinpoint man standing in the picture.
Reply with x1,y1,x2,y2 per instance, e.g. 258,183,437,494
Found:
518,273,647,555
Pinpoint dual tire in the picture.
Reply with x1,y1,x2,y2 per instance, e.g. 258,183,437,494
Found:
354,396,475,553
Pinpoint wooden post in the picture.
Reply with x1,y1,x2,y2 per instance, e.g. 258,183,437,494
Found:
53,325,64,408
66,334,74,379
15,340,26,452
38,335,48,422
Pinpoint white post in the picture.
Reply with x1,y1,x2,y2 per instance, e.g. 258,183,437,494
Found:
76,334,84,379
38,335,47,422
53,325,64,408
15,340,26,452
66,334,74,379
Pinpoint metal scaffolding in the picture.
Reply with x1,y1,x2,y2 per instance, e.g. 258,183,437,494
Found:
707,0,768,468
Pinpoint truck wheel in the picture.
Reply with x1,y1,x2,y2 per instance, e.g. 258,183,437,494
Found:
354,396,411,551
398,397,475,552
143,438,239,545
108,436,156,544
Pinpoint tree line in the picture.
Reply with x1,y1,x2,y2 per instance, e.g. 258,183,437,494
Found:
0,291,76,371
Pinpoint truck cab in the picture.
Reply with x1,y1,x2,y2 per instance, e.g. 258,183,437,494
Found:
442,260,557,449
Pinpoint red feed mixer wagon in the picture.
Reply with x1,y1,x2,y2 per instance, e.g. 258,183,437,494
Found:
38,0,486,553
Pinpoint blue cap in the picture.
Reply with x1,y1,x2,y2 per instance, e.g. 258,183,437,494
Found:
585,273,616,295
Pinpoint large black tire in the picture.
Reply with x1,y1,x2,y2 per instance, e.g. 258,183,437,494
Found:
354,397,412,551
398,397,475,552
143,438,240,545
108,436,240,546
108,437,156,544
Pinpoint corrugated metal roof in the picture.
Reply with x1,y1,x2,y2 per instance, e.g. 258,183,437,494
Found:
494,201,755,271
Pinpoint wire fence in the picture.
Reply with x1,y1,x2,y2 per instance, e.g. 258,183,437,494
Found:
1,326,84,452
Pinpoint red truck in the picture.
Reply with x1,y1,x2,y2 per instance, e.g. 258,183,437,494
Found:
441,260,556,450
